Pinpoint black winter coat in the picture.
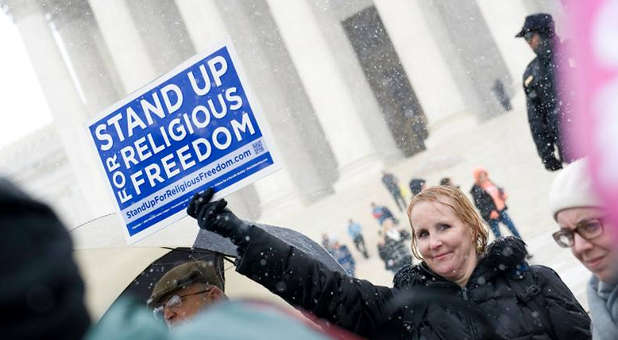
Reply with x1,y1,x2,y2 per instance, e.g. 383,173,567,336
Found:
235,227,590,339
470,184,505,222
395,237,590,339
523,39,573,166
409,178,425,196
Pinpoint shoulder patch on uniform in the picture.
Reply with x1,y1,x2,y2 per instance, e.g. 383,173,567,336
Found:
524,75,534,87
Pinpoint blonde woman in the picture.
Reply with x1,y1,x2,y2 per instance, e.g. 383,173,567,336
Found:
188,186,590,339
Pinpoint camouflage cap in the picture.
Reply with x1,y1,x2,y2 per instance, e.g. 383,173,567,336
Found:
148,260,224,308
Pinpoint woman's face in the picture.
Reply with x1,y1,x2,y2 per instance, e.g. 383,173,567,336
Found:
410,198,478,286
556,207,618,284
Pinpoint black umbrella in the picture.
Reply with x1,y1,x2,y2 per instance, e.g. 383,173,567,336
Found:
193,223,346,274
72,208,345,318
117,247,226,304
102,222,345,316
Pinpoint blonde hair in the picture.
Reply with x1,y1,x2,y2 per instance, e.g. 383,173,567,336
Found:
406,185,489,260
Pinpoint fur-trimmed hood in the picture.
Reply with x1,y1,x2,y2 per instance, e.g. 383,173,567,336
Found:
394,236,528,289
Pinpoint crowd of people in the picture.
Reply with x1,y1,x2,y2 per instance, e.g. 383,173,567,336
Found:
320,198,414,278
4,12,618,340
7,156,617,339
381,169,527,246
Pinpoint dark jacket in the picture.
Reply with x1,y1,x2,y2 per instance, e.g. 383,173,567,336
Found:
372,205,396,226
523,38,573,167
470,184,504,222
395,237,590,339
235,226,590,339
378,233,412,273
332,245,356,276
0,178,91,340
409,178,425,196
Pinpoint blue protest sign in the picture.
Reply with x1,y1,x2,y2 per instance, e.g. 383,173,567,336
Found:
88,42,279,243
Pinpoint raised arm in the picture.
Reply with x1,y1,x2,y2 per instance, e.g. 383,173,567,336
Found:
186,189,394,337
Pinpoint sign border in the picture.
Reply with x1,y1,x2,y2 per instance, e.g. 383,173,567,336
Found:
86,38,281,244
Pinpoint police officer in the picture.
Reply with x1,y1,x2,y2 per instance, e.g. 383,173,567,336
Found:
517,13,571,171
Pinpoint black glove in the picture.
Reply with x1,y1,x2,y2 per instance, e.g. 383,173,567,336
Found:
543,156,563,171
187,188,251,247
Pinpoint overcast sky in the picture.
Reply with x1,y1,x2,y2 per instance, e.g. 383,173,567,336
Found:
0,13,53,148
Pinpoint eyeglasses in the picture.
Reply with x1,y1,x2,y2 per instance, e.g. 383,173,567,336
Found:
152,288,211,320
552,218,605,248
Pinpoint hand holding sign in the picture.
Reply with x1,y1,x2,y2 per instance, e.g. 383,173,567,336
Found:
187,188,251,248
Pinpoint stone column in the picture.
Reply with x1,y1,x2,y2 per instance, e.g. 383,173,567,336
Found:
415,0,514,120
88,0,157,93
306,0,403,163
47,0,123,115
172,0,228,48
476,0,534,88
266,0,385,190
175,0,302,215
373,0,466,126
3,0,114,219
123,0,196,74
177,0,340,215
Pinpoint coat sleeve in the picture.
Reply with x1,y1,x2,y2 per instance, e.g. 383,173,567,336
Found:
533,265,591,339
526,99,556,162
524,70,556,163
235,226,394,337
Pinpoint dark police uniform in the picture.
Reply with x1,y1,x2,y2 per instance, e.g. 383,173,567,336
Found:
523,49,564,171
517,13,572,171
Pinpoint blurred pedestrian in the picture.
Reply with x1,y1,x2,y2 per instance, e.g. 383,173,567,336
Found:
439,177,459,189
148,261,227,328
516,13,574,171
377,228,413,274
93,298,344,340
491,79,512,111
381,171,406,212
470,167,524,243
409,178,426,196
549,159,618,340
188,186,590,339
347,219,369,258
439,177,452,186
371,202,398,227
332,241,356,277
